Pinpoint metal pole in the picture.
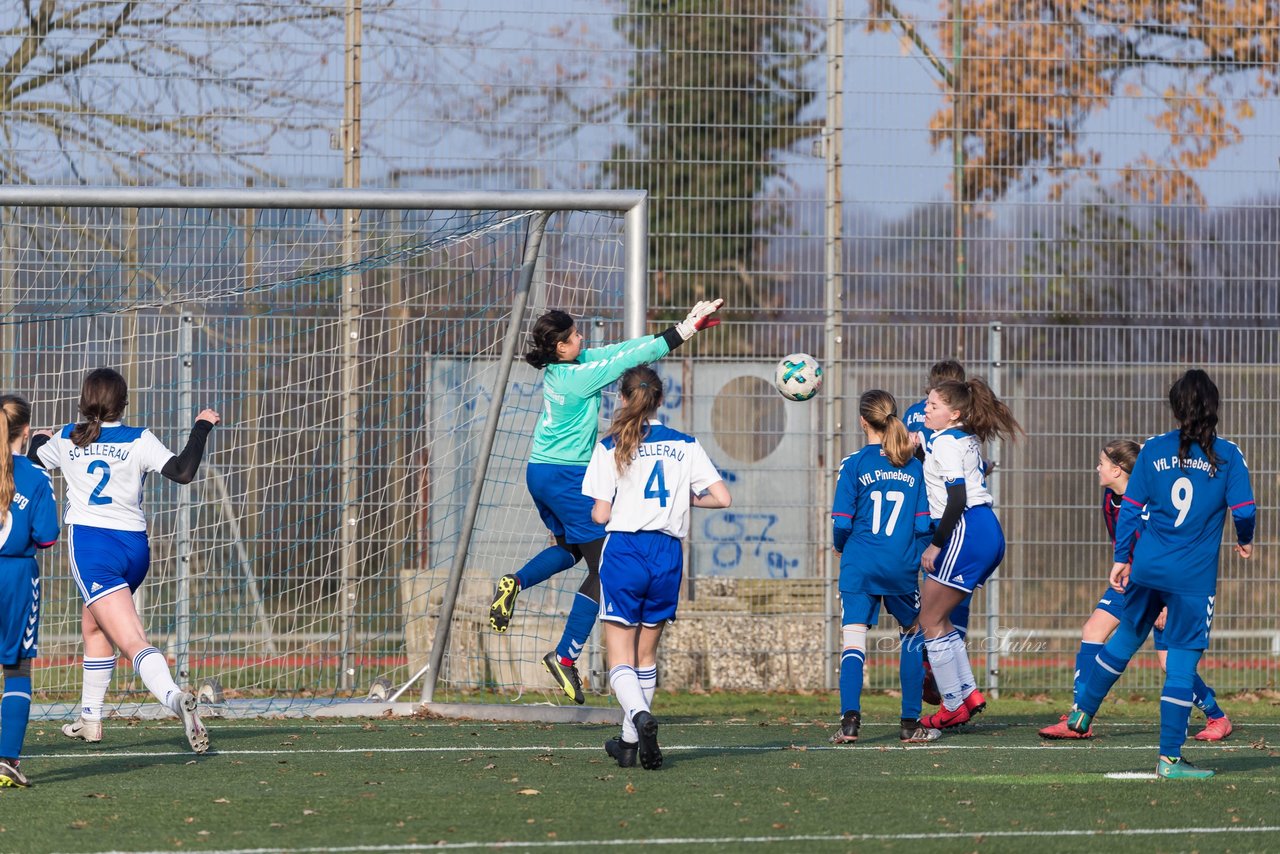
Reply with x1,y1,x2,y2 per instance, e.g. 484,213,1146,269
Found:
408,211,553,704
175,314,194,685
952,0,967,358
623,197,648,338
821,0,845,691
338,0,363,693
986,321,1003,698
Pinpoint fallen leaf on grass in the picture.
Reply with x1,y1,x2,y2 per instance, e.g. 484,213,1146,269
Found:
213,798,230,804
625,783,637,794
68,821,89,830
85,793,112,799
516,788,540,796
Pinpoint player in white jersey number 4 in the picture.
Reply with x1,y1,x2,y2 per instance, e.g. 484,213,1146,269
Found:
582,366,730,770
29,368,218,754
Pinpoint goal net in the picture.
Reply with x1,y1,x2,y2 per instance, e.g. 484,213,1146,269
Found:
0,189,646,720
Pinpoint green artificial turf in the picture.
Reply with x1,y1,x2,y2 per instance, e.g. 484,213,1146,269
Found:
4,691,1279,853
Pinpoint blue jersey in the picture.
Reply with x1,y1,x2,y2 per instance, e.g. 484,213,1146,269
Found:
0,456,59,559
831,444,930,595
1116,431,1255,596
903,398,929,444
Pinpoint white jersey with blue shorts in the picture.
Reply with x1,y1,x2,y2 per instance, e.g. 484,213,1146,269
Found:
923,427,1004,593
0,456,59,663
37,422,177,605
582,421,722,627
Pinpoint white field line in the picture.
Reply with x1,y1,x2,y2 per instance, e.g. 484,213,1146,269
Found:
53,824,1280,854
24,741,1267,760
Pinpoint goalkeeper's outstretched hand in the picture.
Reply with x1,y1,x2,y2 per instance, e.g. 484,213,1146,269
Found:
676,298,724,340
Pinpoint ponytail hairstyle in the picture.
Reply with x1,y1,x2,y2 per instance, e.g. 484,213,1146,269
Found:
932,377,1024,444
70,368,129,448
524,310,576,370
1101,439,1140,475
859,389,913,468
607,366,663,475
925,359,965,393
1168,368,1222,476
0,394,32,524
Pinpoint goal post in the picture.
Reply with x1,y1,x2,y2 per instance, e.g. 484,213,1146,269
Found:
0,187,647,721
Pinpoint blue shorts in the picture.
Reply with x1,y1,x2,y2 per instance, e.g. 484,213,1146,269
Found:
928,505,1004,594
0,558,39,664
841,590,919,629
599,530,683,627
1094,584,1167,650
69,524,151,606
1121,582,1214,651
526,463,606,546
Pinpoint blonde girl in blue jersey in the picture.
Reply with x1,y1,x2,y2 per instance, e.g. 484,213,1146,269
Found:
489,300,722,704
582,366,729,769
28,368,219,754
917,378,1022,731
0,395,59,787
1068,370,1254,779
831,390,938,745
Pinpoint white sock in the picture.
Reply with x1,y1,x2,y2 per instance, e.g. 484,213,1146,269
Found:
950,633,978,697
79,656,116,721
132,647,182,711
609,664,647,743
637,665,657,708
925,630,965,711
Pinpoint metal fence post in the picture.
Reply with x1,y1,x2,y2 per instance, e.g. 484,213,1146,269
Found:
986,321,1003,698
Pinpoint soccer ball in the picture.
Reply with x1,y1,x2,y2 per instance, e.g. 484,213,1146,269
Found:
774,353,823,401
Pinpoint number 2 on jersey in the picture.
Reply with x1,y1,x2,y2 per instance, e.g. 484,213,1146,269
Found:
869,489,904,536
644,460,670,508
87,459,114,505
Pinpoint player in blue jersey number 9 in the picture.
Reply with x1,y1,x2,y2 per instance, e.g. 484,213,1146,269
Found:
28,368,219,755
1068,370,1254,779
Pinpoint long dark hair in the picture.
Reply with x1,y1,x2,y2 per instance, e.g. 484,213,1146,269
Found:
70,368,129,448
1169,369,1222,475
524,310,576,370
0,394,31,523
607,366,663,475
932,377,1024,444
925,359,965,393
859,389,913,468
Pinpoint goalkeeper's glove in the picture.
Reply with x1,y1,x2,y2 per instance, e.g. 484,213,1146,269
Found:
675,298,724,341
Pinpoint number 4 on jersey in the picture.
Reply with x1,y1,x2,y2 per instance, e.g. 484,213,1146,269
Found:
644,460,670,508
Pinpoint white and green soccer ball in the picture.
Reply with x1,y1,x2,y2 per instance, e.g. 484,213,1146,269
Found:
774,353,823,401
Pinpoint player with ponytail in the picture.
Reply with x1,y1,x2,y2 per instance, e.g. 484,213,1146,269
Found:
830,390,938,745
29,368,219,754
0,394,59,787
916,377,1023,730
488,300,723,705
583,366,729,769
1067,370,1253,779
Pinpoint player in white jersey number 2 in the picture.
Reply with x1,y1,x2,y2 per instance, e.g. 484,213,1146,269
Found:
28,368,219,754
582,366,730,770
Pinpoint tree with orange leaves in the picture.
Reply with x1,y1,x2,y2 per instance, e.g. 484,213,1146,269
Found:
871,0,1277,204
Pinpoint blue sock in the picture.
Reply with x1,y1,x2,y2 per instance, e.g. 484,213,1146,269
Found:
1161,648,1202,758
1074,641,1104,701
555,592,598,663
514,545,578,591
899,631,925,721
0,674,32,760
839,648,865,715
1076,622,1145,715
1192,673,1223,719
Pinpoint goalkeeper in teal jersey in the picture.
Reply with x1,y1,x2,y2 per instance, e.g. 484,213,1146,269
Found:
489,299,723,703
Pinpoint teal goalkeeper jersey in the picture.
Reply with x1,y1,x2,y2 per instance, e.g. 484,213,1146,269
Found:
528,334,672,466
